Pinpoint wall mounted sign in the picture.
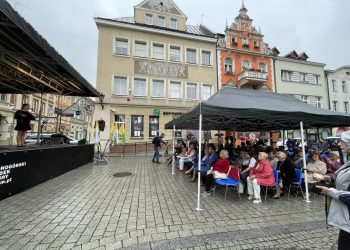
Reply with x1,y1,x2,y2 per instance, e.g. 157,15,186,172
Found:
135,60,188,79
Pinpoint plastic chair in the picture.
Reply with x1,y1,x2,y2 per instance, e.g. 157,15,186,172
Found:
213,167,241,201
261,169,278,202
288,168,304,200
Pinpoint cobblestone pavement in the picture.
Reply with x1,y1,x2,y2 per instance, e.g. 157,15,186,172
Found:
0,157,339,250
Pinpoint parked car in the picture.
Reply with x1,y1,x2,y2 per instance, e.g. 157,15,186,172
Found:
25,134,78,145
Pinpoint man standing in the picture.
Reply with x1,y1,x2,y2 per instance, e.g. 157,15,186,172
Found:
152,133,165,164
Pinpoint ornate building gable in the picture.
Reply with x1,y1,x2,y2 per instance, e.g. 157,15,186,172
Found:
135,0,186,17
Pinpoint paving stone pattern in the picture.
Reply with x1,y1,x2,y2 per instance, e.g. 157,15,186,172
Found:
0,157,339,249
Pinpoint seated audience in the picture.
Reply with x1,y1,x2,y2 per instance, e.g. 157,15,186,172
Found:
305,151,327,183
273,151,296,198
324,151,341,178
178,143,196,171
247,152,275,204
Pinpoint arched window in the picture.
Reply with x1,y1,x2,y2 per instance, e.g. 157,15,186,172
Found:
224,57,233,73
259,62,267,72
242,59,250,71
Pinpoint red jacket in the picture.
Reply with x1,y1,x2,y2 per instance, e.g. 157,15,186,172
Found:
212,158,230,174
249,159,275,186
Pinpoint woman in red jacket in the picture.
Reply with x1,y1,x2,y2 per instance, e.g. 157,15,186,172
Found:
247,152,275,204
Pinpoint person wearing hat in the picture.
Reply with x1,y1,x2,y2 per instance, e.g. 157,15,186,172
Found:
317,130,350,249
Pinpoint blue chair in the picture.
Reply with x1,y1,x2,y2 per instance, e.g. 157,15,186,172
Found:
213,167,241,201
288,168,304,200
261,169,278,202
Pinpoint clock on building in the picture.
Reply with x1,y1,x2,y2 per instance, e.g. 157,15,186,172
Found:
241,22,248,31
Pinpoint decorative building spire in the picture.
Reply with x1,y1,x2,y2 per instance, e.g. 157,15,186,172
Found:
226,18,228,28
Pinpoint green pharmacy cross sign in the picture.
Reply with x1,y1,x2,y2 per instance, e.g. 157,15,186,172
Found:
153,108,160,116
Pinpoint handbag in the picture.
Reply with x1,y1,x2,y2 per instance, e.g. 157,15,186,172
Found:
214,171,227,179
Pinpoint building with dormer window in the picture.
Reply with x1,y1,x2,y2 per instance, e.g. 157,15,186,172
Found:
94,0,218,144
217,3,275,91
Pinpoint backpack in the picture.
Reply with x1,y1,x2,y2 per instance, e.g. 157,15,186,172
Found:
152,136,158,144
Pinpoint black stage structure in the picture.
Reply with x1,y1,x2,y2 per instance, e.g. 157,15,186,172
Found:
0,0,102,200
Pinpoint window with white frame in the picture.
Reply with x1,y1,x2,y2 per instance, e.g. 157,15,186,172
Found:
315,97,322,108
145,14,153,25
333,101,338,111
48,104,53,116
133,78,147,97
134,41,147,57
258,62,267,73
281,70,292,81
225,57,233,73
171,18,177,29
186,48,196,64
152,43,165,60
115,38,128,55
314,74,321,85
332,80,337,92
0,94,7,102
186,83,197,100
202,85,212,100
170,46,181,62
345,102,349,114
152,80,165,97
300,73,306,82
242,37,249,45
201,51,211,66
113,76,128,96
169,81,181,99
32,99,39,113
242,60,250,70
342,81,347,93
301,95,308,104
131,115,144,138
158,16,165,27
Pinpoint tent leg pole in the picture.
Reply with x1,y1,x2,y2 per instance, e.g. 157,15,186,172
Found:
172,123,176,175
300,121,311,203
196,112,203,211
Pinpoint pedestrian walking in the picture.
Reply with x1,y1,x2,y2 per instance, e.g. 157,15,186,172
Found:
152,133,165,164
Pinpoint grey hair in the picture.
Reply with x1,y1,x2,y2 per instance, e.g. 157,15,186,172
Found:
220,149,229,158
276,151,287,159
259,152,268,159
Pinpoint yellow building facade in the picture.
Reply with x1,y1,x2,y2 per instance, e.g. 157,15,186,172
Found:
94,0,218,144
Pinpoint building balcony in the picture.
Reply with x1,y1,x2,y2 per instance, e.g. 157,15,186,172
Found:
237,69,268,89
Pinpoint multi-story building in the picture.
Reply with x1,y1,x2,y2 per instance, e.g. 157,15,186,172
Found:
94,0,218,144
326,66,350,114
274,51,331,139
217,3,275,91
55,95,73,136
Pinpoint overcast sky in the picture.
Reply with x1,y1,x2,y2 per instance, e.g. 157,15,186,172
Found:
8,0,350,86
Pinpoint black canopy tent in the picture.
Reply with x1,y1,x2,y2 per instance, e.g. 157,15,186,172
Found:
165,87,350,131
0,0,101,97
165,87,350,210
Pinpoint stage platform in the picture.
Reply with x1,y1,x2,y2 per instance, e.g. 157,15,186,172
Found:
0,144,94,200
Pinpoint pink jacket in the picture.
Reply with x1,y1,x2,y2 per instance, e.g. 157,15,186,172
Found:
249,159,275,186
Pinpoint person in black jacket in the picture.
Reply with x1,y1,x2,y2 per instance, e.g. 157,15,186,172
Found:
273,151,297,198
14,103,35,147
152,133,165,164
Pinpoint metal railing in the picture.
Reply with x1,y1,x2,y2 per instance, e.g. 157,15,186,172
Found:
238,70,268,82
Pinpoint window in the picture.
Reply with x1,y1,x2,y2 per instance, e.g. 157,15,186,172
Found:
170,46,181,62
186,83,197,100
149,116,159,137
32,99,39,113
345,102,349,114
171,18,177,29
281,70,292,81
300,73,306,82
232,36,238,45
169,81,181,99
174,130,182,138
258,62,266,73
158,16,165,27
131,115,144,138
115,39,128,55
301,95,308,104
202,85,212,100
315,97,322,108
133,78,147,97
201,51,211,66
134,41,147,57
10,94,16,105
0,94,6,102
48,104,53,116
114,114,126,133
314,75,320,85
152,80,165,97
242,37,249,46
113,76,128,96
22,95,29,104
242,60,250,71
152,43,164,60
333,101,338,111
186,48,196,64
224,57,233,73
332,80,337,92
254,40,260,48
342,81,347,93
145,14,153,25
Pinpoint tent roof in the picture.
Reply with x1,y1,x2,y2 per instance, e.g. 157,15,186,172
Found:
165,86,350,131
0,0,101,97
